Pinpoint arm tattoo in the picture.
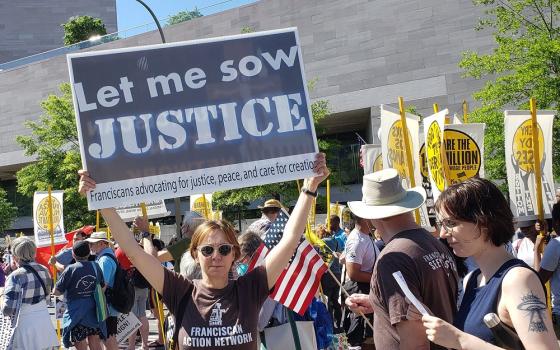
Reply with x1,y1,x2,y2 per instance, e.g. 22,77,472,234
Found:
517,290,548,333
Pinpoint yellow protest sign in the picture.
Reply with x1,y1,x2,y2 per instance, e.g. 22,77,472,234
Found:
512,119,544,173
426,120,446,192
190,194,213,219
36,196,62,231
387,120,413,181
443,129,482,185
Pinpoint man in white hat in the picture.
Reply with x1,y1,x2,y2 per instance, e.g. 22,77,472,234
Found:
86,231,119,350
345,168,458,350
248,199,285,238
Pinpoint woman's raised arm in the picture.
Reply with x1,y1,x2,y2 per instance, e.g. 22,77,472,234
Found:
264,153,329,289
78,170,165,294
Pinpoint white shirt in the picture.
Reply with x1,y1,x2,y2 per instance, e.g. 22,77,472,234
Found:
344,229,379,273
540,237,560,314
512,237,535,268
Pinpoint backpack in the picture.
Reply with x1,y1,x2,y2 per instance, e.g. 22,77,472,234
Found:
129,267,150,289
100,253,135,314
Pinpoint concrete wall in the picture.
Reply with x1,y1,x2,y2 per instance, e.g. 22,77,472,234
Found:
0,0,494,172
0,0,117,64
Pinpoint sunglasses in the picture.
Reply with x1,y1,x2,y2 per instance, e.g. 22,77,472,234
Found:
198,244,234,257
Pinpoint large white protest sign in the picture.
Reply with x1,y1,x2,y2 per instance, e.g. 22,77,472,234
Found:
504,110,556,220
33,191,67,248
116,312,142,344
116,199,169,222
361,144,383,175
68,28,319,209
380,105,430,228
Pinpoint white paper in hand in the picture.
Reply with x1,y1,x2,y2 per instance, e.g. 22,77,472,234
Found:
392,271,429,316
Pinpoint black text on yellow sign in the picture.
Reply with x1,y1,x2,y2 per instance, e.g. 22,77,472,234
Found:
192,197,212,217
512,119,544,173
443,129,481,185
387,120,413,182
426,121,446,191
36,197,62,230
419,143,429,179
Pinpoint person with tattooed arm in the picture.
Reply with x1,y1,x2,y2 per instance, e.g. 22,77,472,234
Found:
423,178,559,349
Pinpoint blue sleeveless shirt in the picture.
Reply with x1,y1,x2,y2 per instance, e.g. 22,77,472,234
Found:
454,259,533,344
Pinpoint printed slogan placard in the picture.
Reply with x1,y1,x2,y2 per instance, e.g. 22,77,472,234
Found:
116,199,169,222
68,28,319,209
443,123,485,186
505,110,556,220
33,191,67,248
423,110,447,201
380,105,430,228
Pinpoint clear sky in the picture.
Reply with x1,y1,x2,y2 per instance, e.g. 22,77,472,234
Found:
116,0,258,32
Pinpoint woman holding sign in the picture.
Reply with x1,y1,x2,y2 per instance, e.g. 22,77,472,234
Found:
422,178,558,350
78,153,329,350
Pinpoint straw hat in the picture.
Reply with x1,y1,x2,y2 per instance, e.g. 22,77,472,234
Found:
258,199,284,210
347,168,426,219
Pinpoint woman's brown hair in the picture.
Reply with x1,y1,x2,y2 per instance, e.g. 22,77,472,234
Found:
435,177,514,246
189,220,241,260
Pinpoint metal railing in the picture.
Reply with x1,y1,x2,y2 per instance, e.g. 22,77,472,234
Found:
0,0,258,73
0,22,160,72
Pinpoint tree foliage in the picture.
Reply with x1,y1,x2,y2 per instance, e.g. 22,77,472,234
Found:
62,16,108,45
0,187,17,234
167,8,203,26
16,84,94,230
460,0,560,181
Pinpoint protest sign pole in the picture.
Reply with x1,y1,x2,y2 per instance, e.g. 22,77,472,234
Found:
312,197,316,228
299,223,374,331
434,103,452,187
530,98,545,226
47,186,62,345
463,100,469,123
530,98,551,311
398,97,421,224
326,180,331,231
96,210,100,231
140,202,168,346
202,194,210,220
174,198,182,236
325,266,374,331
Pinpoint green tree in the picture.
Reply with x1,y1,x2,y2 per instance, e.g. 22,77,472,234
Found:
0,187,17,234
213,81,337,216
16,83,94,230
62,16,108,45
460,0,560,181
167,8,203,26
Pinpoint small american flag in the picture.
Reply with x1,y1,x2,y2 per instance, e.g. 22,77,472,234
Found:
251,209,327,315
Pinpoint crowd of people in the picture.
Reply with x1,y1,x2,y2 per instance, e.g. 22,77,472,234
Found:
1,154,560,349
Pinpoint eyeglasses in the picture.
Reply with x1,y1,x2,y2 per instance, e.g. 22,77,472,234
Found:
435,218,459,233
198,244,234,257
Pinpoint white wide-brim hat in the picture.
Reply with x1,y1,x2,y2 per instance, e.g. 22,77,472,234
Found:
85,231,112,243
348,168,426,220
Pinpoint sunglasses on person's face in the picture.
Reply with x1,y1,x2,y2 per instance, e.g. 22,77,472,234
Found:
198,244,234,257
